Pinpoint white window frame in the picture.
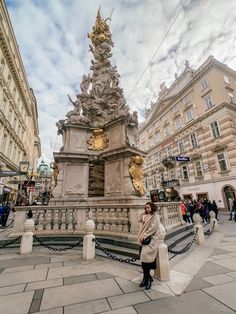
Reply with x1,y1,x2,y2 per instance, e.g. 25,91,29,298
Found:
201,78,208,90
170,170,176,180
181,165,189,180
174,117,181,129
211,121,220,139
205,95,213,109
178,139,185,153
183,95,190,105
172,104,179,113
195,161,203,177
186,110,193,122
156,131,161,142
167,145,173,157
190,133,198,148
217,152,228,172
229,92,234,103
224,75,229,84
164,126,170,137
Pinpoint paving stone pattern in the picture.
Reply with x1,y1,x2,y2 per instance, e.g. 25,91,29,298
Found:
0,213,236,314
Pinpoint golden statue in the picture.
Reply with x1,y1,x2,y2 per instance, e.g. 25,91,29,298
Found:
50,162,59,195
88,8,112,45
129,155,145,196
87,129,109,150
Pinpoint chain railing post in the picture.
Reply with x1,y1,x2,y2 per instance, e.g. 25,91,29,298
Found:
154,223,170,281
20,218,35,254
209,211,219,232
83,219,95,260
193,213,205,245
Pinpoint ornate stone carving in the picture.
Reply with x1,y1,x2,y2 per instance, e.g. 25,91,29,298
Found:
50,162,59,197
87,129,109,150
129,155,145,196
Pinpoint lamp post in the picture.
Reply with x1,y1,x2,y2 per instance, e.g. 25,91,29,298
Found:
16,161,30,205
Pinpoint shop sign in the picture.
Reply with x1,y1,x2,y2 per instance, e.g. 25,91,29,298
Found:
176,156,190,162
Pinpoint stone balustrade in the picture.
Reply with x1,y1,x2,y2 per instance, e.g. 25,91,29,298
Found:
12,202,182,238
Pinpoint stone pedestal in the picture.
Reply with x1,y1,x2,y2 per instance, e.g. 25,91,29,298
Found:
50,118,146,206
83,219,95,260
209,211,220,232
20,219,34,254
154,224,170,281
193,213,205,245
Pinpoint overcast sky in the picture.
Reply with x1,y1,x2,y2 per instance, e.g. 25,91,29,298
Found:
5,0,236,162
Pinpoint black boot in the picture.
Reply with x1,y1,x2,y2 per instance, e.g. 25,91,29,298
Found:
139,273,146,288
145,271,152,290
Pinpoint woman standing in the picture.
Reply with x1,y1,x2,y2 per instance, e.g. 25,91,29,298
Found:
137,202,160,290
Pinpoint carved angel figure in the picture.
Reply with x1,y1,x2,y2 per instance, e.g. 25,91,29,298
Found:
80,74,91,93
129,155,145,196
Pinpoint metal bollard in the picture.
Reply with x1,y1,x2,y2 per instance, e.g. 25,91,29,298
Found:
154,223,170,281
193,213,205,245
20,218,35,254
83,219,95,260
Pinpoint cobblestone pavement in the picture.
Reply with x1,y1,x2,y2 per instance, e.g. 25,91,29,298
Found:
0,212,236,314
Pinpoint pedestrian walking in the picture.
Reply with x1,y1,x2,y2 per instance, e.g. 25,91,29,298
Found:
228,198,234,220
137,202,160,290
212,200,218,220
180,200,190,223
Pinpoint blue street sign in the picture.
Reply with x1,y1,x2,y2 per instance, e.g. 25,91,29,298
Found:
175,156,190,162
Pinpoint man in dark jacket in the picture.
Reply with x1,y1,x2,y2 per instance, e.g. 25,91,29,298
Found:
1,203,11,227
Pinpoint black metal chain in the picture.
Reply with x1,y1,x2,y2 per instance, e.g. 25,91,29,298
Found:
204,221,215,235
168,227,198,255
0,236,21,249
94,239,138,264
0,220,14,232
33,235,83,252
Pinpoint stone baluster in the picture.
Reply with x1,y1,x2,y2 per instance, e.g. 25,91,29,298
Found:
162,205,169,227
72,208,77,230
96,208,104,231
104,208,110,231
110,208,117,232
45,210,52,230
76,208,87,232
20,218,35,254
122,208,129,233
67,209,73,230
53,209,59,230
37,210,45,231
60,209,66,230
116,208,122,232
193,213,205,245
154,223,170,281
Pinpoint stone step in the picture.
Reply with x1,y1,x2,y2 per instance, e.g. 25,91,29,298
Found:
0,224,195,256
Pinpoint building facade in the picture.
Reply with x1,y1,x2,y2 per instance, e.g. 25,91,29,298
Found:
0,1,41,203
139,56,236,210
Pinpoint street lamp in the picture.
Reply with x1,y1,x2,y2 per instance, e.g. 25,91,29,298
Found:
16,160,30,205
19,161,30,174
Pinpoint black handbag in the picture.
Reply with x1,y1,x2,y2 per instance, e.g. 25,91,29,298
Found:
142,235,152,245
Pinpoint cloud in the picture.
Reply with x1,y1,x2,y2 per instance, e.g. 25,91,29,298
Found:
5,0,236,162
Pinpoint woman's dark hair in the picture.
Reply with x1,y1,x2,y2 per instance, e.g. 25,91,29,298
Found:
145,202,157,214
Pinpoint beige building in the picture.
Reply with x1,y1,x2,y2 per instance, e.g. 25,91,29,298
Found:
139,56,236,210
0,1,41,202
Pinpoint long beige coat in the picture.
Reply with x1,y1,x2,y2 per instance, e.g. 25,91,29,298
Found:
138,213,161,263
